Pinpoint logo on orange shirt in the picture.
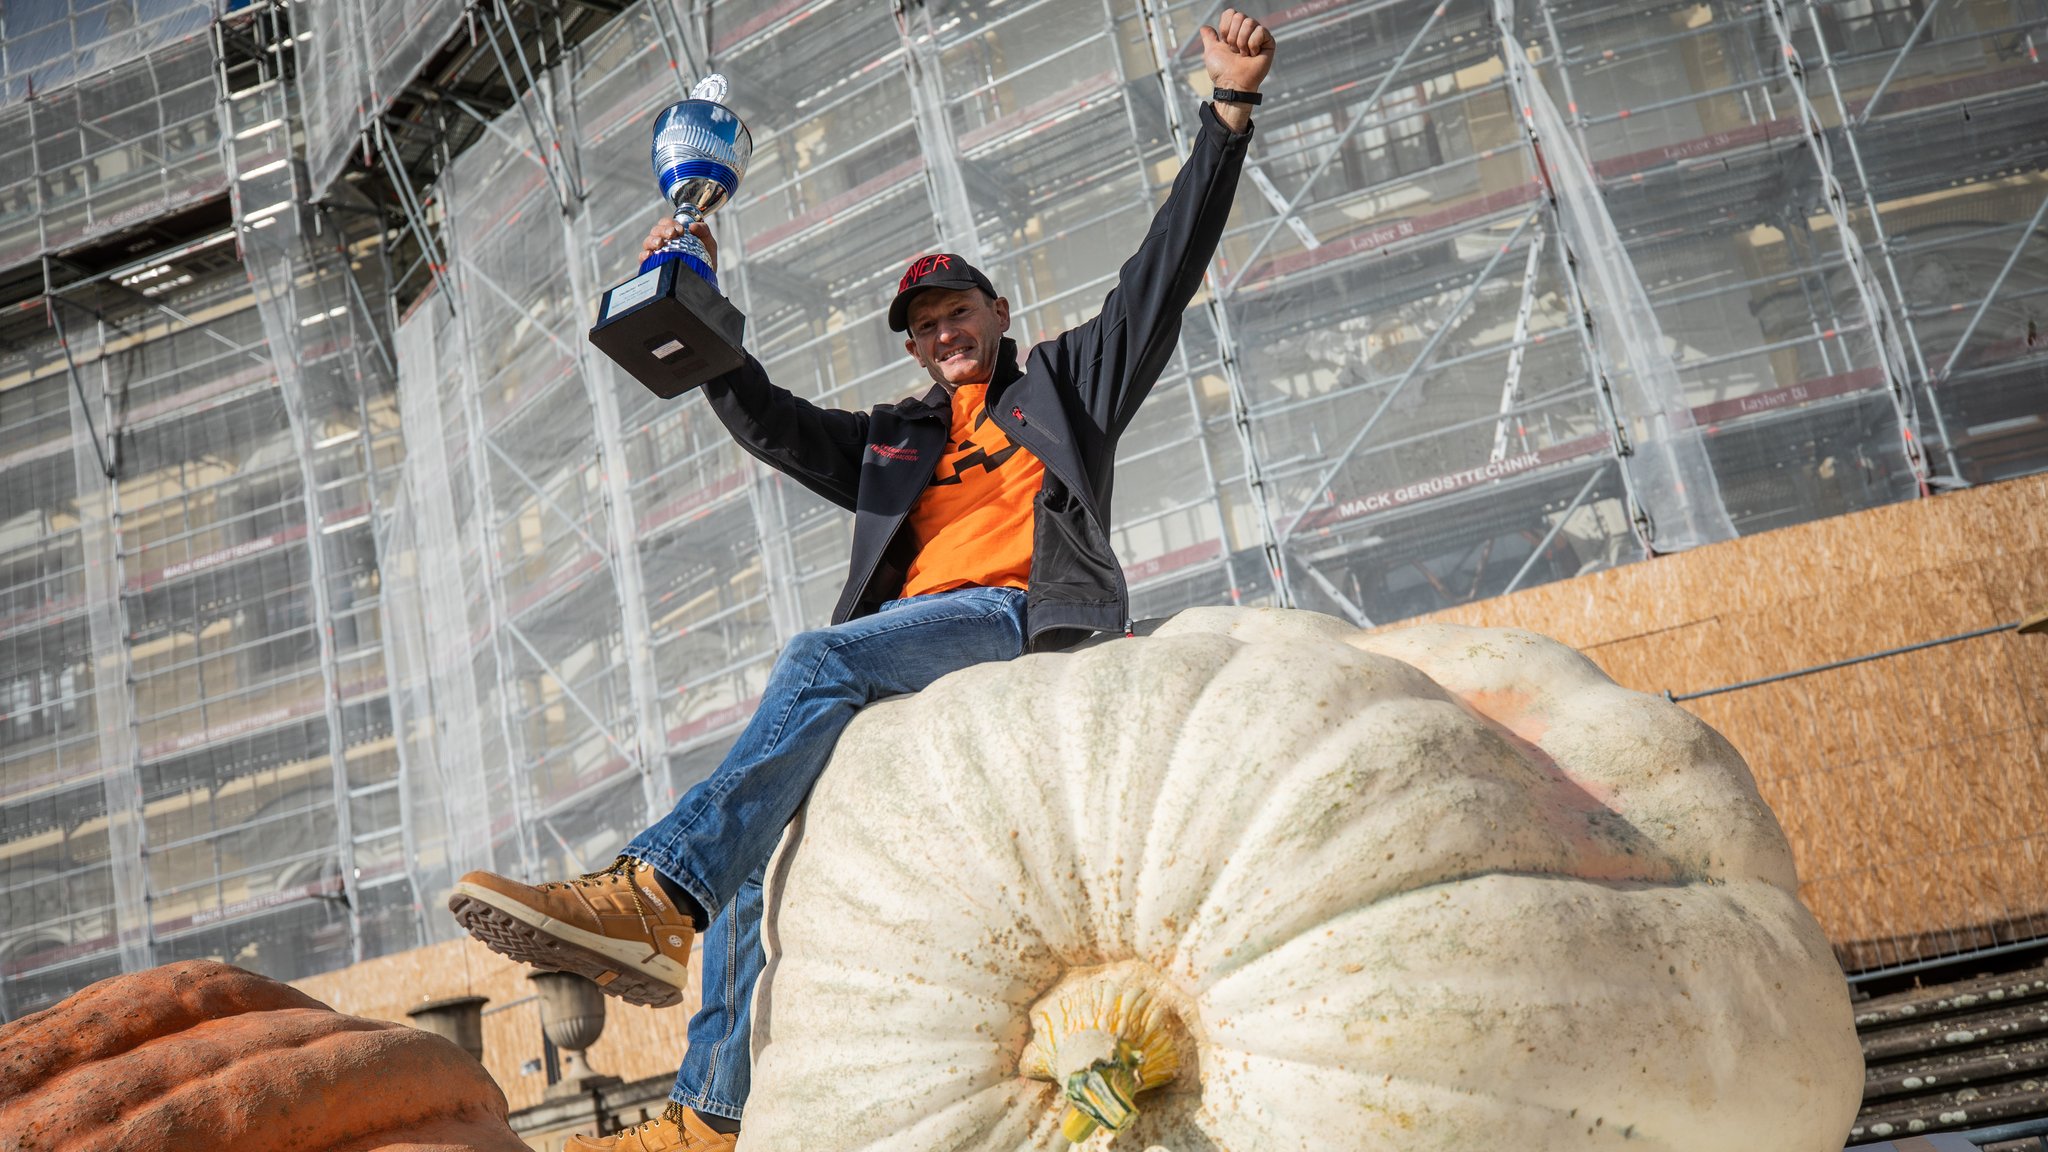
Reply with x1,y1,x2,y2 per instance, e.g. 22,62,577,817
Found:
930,409,1021,485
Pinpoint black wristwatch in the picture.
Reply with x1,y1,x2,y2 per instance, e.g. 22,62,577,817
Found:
1210,87,1263,106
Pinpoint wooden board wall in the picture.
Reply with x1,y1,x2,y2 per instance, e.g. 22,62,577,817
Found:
1415,472,2048,971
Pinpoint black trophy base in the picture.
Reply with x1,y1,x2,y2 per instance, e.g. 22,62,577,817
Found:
588,258,747,398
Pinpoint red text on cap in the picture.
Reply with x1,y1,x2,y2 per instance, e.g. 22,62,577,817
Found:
899,253,955,292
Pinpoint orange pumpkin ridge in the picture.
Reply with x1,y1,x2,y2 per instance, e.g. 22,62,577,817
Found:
0,961,529,1152
0,960,326,1102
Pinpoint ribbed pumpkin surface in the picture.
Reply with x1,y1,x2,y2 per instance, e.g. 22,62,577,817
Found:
745,608,1864,1151
0,959,529,1152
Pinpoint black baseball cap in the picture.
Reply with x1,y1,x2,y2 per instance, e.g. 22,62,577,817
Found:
888,252,998,332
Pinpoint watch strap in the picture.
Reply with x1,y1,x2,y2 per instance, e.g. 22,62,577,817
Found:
1210,87,1263,106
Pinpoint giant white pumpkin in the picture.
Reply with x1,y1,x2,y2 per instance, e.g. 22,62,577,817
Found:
744,608,1861,1150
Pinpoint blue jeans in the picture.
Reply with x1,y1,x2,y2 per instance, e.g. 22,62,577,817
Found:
623,586,1029,1121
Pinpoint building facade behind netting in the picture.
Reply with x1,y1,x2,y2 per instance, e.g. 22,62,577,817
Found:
3,0,2045,1018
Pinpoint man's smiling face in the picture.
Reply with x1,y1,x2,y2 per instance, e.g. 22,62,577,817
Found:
903,287,1011,389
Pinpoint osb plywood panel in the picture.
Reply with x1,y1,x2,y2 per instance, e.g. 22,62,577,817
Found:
1429,473,2048,653
1415,473,2048,971
293,935,699,1113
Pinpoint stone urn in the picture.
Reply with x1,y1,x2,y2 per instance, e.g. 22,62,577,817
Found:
406,994,489,1064
529,970,621,1098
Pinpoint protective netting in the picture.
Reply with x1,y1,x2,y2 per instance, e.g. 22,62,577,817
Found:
295,0,465,196
380,0,2048,887
385,297,515,919
228,48,410,964
0,364,116,1019
1506,0,1935,534
0,31,225,271
0,8,407,1014
0,0,214,103
379,76,665,887
67,328,149,981
1496,0,1736,551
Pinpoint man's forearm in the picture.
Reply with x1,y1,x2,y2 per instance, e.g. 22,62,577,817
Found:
1211,98,1252,134
700,355,868,511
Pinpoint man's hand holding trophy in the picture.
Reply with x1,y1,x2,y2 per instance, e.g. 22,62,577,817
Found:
588,75,753,399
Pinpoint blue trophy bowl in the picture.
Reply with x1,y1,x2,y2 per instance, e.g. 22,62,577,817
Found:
641,96,753,283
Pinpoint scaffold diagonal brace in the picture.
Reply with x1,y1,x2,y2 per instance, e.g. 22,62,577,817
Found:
484,438,612,561
1223,0,1453,296
1276,208,1539,544
1938,185,2048,384
503,620,638,766
1502,460,1604,597
371,117,459,313
1857,0,1945,127
478,0,578,212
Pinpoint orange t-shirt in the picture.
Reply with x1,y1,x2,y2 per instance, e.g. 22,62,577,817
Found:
899,382,1046,598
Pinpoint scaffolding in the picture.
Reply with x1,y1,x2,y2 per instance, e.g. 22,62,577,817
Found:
0,1,403,1017
376,0,2048,913
2,0,2046,1018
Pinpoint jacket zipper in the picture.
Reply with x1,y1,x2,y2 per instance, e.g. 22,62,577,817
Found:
1009,404,1065,446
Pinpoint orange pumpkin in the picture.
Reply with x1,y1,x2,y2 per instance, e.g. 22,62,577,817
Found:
0,959,530,1152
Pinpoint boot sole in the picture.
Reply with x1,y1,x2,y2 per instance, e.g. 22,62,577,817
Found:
447,885,689,1009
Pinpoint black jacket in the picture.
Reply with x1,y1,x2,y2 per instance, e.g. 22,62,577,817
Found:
700,105,1252,651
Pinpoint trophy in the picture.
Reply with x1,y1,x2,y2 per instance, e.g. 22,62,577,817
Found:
589,75,753,398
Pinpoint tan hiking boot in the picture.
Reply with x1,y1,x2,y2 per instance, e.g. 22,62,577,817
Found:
565,1103,736,1152
447,856,693,1008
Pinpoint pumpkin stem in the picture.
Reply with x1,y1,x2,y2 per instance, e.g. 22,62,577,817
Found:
1019,971,1186,1144
1059,1038,1144,1141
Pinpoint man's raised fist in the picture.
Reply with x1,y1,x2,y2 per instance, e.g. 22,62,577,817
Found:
1199,8,1275,95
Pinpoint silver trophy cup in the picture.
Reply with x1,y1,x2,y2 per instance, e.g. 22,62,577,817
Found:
641,75,753,283
590,75,753,398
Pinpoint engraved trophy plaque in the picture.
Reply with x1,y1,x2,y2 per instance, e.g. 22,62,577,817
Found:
589,75,753,398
